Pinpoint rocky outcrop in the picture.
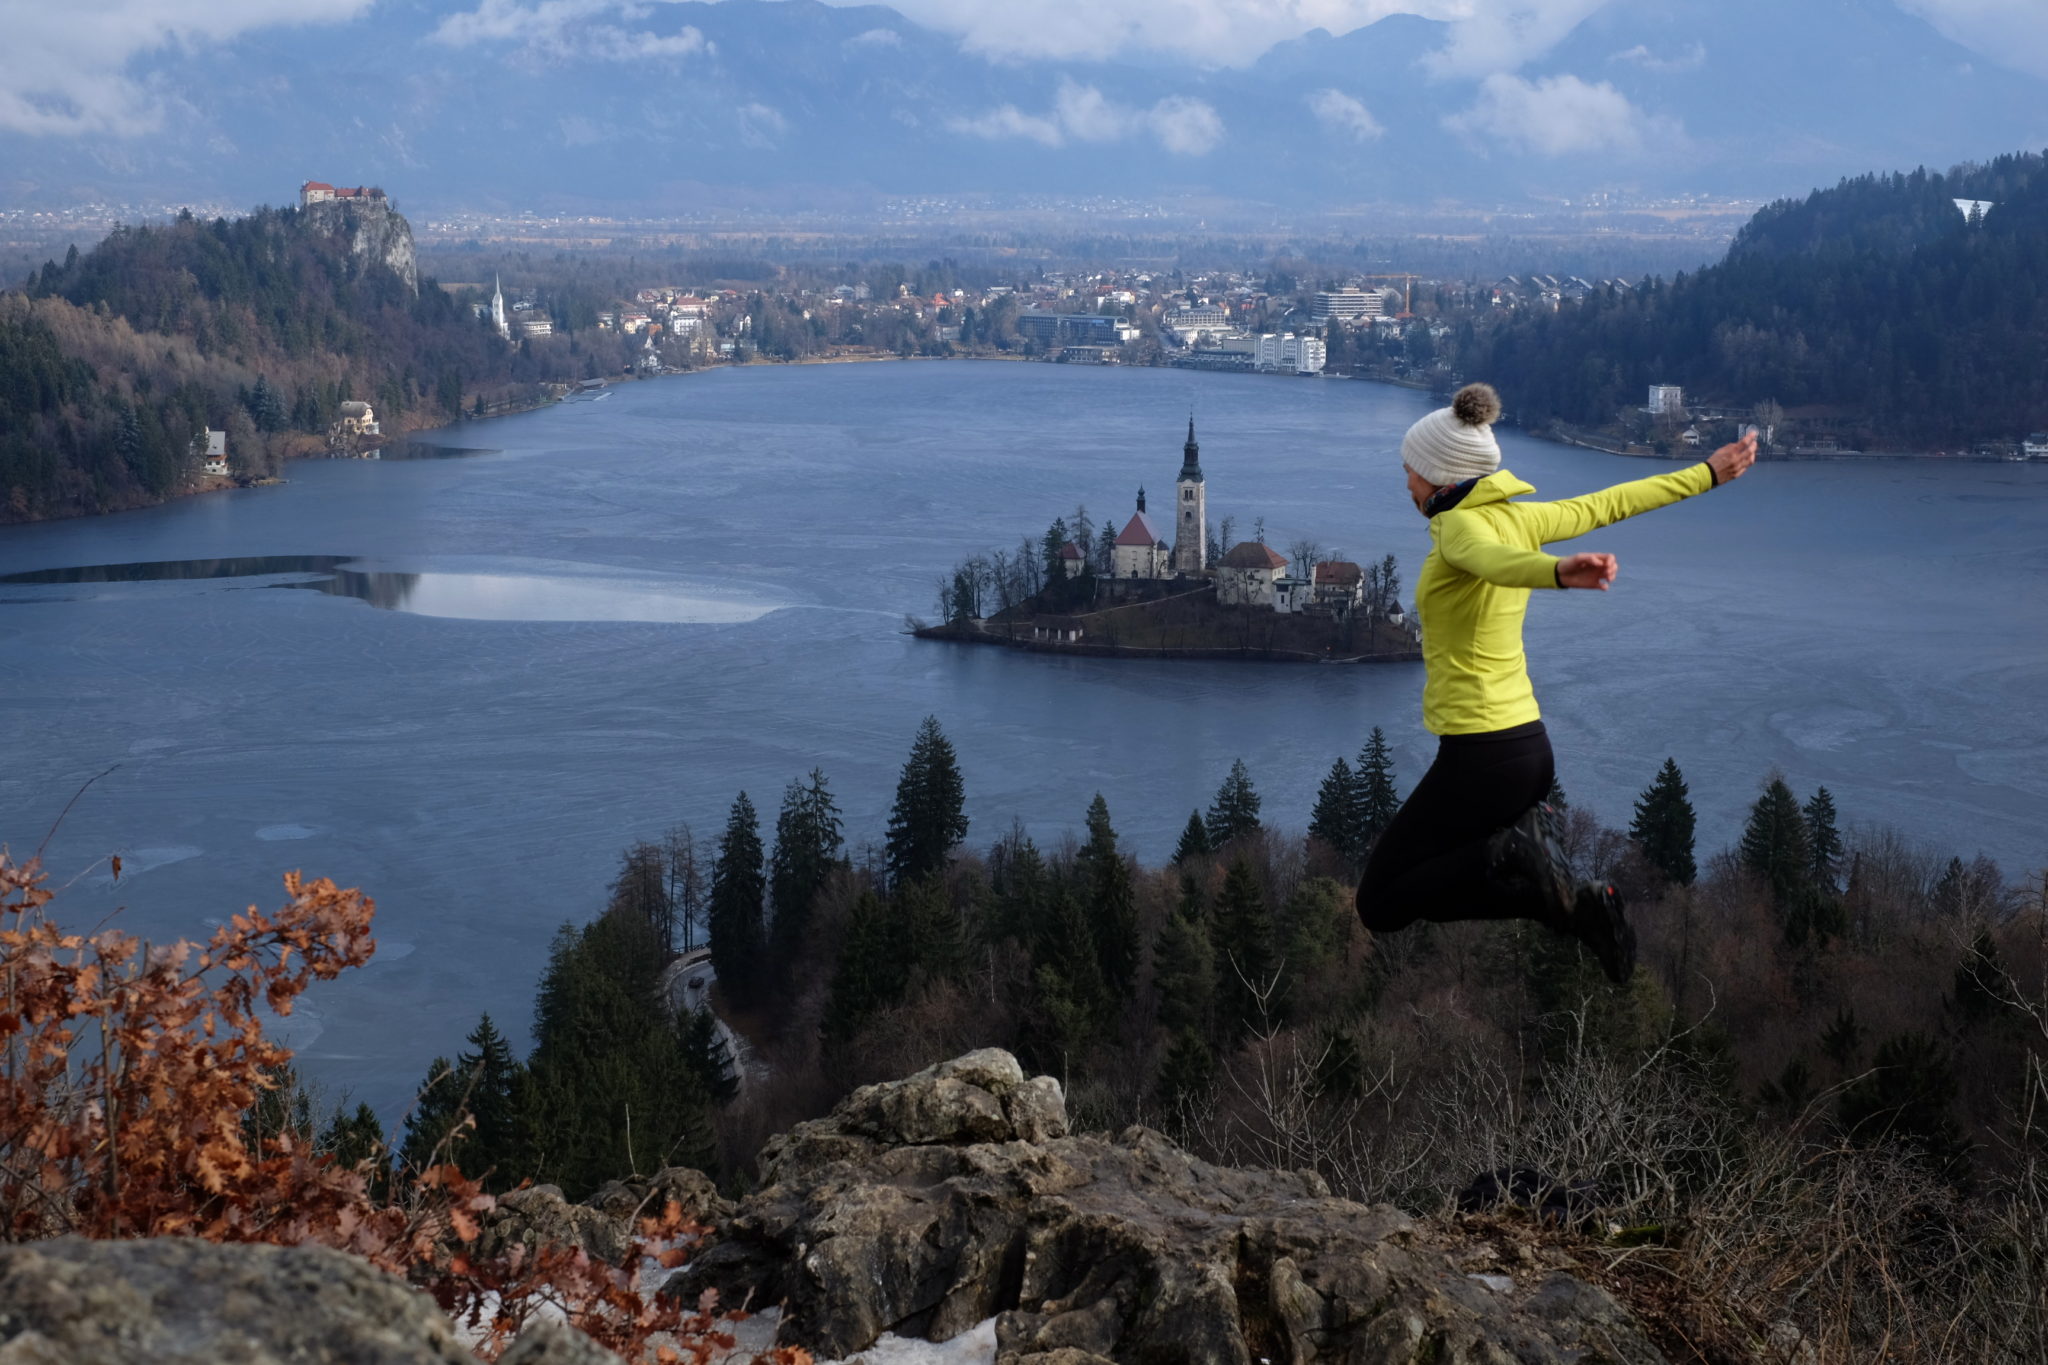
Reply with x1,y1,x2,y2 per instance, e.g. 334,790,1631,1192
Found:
303,199,418,295
0,1237,607,1364
687,1049,1670,1365
478,1167,733,1266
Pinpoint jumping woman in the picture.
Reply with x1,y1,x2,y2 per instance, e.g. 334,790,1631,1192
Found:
1357,383,1757,982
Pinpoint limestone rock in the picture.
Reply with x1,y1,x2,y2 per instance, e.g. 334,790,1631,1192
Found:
0,1236,473,1365
584,1166,733,1227
479,1184,633,1265
686,1048,1670,1365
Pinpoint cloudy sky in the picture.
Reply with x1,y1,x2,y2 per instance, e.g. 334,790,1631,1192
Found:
5,0,2046,140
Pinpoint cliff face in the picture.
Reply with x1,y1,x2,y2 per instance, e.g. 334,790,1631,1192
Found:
302,198,418,295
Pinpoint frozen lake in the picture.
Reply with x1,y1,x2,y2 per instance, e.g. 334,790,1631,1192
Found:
3,359,2044,1116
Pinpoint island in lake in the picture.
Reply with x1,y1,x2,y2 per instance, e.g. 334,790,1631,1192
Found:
915,420,1422,664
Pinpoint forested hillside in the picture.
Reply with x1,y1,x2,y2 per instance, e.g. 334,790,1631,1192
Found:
0,205,630,524
1475,150,2048,446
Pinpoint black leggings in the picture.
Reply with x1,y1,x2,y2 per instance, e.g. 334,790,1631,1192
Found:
1357,720,1557,933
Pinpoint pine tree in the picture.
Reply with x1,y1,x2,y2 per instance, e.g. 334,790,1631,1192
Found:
1212,857,1284,1040
679,1006,739,1103
1204,759,1263,848
1078,794,1140,992
1804,786,1844,891
823,890,901,1043
1819,1007,1862,1071
708,792,767,996
1741,776,1814,939
522,911,717,1195
990,823,1050,946
1308,756,1362,866
1151,893,1215,1040
1155,1027,1215,1111
398,1056,469,1177
319,1102,389,1196
1172,810,1211,864
769,768,845,965
1024,887,1109,1072
901,875,969,984
453,1013,524,1189
1354,728,1401,851
1629,757,1698,886
885,716,969,887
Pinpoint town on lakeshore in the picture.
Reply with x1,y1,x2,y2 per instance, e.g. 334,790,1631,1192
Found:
913,418,1420,664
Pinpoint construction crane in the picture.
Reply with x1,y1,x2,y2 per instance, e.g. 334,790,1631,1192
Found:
1363,273,1420,319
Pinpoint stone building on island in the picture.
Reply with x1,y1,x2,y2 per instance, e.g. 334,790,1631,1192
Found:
1217,540,1288,607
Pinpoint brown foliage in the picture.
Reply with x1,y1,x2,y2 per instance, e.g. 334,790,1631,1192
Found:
0,848,798,1364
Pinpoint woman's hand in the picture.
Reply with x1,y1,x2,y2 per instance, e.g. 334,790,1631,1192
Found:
1708,430,1759,484
1556,552,1618,590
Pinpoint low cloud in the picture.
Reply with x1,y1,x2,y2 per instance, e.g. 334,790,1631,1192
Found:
845,28,905,49
433,0,710,64
738,102,790,149
1306,88,1385,140
1898,0,2048,79
1,0,371,136
1444,71,1676,157
1609,42,1706,73
950,80,1223,155
1423,1,1617,78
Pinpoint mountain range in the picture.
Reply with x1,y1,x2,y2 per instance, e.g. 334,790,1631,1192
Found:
5,0,2048,213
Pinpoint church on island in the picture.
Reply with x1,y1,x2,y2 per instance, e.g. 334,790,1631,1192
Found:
1066,419,1375,619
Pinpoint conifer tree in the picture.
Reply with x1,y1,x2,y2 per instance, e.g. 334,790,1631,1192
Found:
1212,857,1284,1040
1308,756,1362,866
679,1006,739,1103
1803,786,1843,891
769,768,845,964
1078,794,1141,993
1024,887,1109,1071
453,1013,523,1189
885,716,969,887
320,1103,389,1196
398,1055,470,1178
1204,759,1263,849
708,792,767,996
990,823,1050,946
1354,728,1401,851
1629,757,1698,886
901,875,969,984
1155,1027,1215,1111
1173,810,1212,864
1742,777,1816,941
1152,893,1215,1040
523,912,716,1194
823,890,901,1043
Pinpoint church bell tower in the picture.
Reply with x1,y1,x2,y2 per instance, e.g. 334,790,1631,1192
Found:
1174,415,1207,575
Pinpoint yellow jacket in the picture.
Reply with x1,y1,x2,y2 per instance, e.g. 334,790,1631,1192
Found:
1416,464,1715,735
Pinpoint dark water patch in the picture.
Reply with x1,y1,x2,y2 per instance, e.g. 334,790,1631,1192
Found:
375,441,501,460
0,556,349,585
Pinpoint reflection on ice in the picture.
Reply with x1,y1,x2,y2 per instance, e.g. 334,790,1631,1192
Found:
0,557,781,625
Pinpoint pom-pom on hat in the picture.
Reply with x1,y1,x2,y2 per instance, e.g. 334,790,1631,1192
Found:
1401,383,1503,487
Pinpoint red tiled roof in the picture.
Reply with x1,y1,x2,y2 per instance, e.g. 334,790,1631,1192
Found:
1115,511,1164,547
301,180,335,193
1057,541,1086,560
1313,560,1362,586
1221,542,1288,571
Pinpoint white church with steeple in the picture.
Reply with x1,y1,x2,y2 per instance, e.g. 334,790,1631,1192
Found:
490,273,509,340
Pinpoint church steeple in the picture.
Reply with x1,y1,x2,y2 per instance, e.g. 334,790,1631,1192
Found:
1173,415,1207,575
1179,414,1203,483
1136,485,1147,513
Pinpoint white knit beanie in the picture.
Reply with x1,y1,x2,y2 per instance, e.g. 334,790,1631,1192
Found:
1400,383,1503,486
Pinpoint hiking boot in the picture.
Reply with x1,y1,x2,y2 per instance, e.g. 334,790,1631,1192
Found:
1483,802,1575,927
1572,881,1636,985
